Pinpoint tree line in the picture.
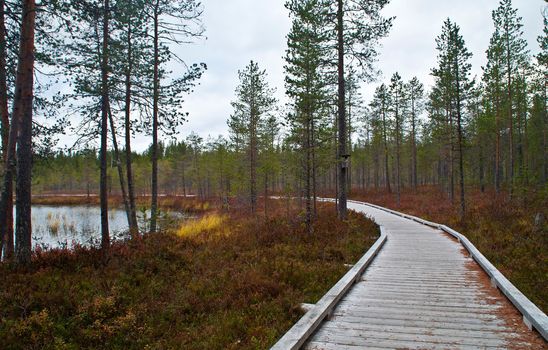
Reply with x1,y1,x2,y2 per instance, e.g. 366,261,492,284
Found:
0,0,206,264
224,0,546,230
1,0,546,264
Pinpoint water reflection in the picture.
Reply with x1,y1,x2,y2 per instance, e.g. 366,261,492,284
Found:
19,206,181,250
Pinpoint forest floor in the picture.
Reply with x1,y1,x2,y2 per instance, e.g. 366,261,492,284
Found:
0,200,378,350
350,186,548,313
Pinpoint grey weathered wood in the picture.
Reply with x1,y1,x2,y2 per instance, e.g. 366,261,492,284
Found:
321,320,510,339
312,326,514,347
440,224,548,339
300,303,315,313
269,225,387,350
272,200,547,349
357,200,548,341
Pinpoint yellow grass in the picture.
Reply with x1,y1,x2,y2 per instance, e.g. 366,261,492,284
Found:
176,214,224,237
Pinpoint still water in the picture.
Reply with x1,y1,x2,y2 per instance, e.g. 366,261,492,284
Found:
15,206,180,250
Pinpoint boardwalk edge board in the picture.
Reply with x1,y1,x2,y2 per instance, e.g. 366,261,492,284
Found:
270,224,388,350
351,199,548,341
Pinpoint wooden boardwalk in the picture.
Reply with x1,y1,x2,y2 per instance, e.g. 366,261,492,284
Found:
274,201,547,350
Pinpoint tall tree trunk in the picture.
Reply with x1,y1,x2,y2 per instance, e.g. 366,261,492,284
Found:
124,15,138,237
264,172,268,217
495,93,501,194
100,0,110,253
311,115,317,216
448,108,455,203
347,86,352,193
411,95,418,191
14,0,36,265
374,150,379,189
516,82,524,184
455,64,465,221
150,2,159,233
336,0,347,219
250,111,257,214
543,77,548,185
395,104,401,207
382,108,391,193
250,143,256,214
506,32,514,198
0,0,13,259
108,106,132,233
181,161,186,197
305,112,312,234
0,0,7,165
479,141,485,193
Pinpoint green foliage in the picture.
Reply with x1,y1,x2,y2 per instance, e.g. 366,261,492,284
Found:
228,61,278,211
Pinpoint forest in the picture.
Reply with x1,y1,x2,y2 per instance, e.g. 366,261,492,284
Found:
0,0,546,348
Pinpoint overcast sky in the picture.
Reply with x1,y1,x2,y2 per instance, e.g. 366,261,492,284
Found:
129,0,546,151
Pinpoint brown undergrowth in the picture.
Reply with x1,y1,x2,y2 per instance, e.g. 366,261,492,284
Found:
0,200,378,349
351,186,548,314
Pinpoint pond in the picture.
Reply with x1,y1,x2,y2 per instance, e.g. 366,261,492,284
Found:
13,205,183,250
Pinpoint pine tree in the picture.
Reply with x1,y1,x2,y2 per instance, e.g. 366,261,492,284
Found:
145,0,205,233
329,0,393,219
406,77,424,191
389,72,406,206
229,61,276,214
431,19,472,219
533,13,547,185
285,0,329,233
483,29,505,194
432,19,456,202
99,0,110,254
369,84,391,193
491,0,529,197
13,0,36,265
111,0,152,237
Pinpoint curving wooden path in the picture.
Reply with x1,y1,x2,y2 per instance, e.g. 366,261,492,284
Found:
273,201,547,350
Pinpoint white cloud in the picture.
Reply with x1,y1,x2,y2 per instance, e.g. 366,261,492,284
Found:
54,0,546,151
362,0,545,99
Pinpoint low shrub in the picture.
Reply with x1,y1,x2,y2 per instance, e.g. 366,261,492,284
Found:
0,201,378,349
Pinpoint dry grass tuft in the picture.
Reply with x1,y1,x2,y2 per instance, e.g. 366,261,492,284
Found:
176,214,225,237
